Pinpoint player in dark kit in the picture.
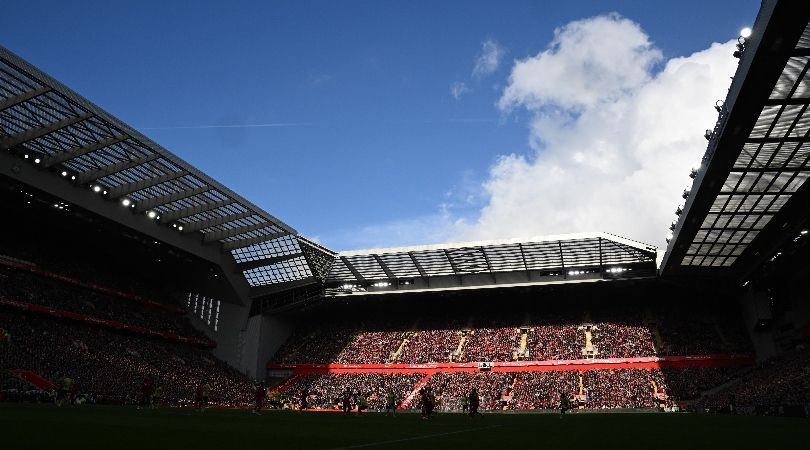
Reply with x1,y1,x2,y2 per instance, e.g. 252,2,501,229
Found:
419,388,435,420
559,392,570,416
138,378,154,409
342,389,352,414
300,388,308,411
385,391,397,416
468,388,480,418
253,382,265,415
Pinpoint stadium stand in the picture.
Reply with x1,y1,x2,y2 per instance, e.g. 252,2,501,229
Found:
0,310,252,407
2,0,810,418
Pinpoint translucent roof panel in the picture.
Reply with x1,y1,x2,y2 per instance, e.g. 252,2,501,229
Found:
328,233,656,284
0,46,313,289
677,18,810,268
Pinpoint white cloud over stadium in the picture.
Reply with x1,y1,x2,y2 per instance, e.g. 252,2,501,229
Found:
455,14,739,253
337,14,738,254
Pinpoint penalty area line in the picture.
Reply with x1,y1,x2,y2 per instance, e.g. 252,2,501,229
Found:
326,424,503,450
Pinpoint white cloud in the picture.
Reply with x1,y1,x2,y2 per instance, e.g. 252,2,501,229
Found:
455,14,738,253
473,39,506,79
328,14,738,255
450,81,470,100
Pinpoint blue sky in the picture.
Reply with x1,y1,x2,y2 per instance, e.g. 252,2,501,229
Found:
3,1,760,250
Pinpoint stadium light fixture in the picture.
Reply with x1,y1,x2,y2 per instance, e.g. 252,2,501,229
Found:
61,171,67,177
178,226,183,231
666,231,674,241
801,230,808,235
34,158,41,164
121,199,132,207
147,211,157,219
740,27,752,38
92,185,102,193
71,176,76,181
24,154,29,159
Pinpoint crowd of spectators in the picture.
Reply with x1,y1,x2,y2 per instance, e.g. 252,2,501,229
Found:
0,267,204,340
509,371,580,409
696,346,810,409
0,310,254,407
582,369,663,408
280,373,423,410
0,243,181,310
593,323,657,358
418,372,513,411
459,321,520,363
660,366,740,400
271,305,753,366
336,329,408,364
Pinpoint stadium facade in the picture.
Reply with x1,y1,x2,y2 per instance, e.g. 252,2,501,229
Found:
1,0,809,411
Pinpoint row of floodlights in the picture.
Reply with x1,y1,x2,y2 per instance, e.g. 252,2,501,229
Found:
20,151,189,234
669,25,752,245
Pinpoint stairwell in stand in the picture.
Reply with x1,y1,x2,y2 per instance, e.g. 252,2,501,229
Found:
390,332,413,362
6,369,56,391
398,373,433,410
515,327,529,360
450,331,468,362
269,373,303,394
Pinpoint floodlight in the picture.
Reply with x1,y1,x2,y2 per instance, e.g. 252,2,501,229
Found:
121,199,132,207
147,211,157,219
61,171,67,176
92,185,101,193
740,27,752,38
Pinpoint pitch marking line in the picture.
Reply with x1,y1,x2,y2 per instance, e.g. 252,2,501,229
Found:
326,424,503,450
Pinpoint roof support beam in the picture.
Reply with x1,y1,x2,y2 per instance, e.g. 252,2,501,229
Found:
443,249,462,280
746,137,808,144
517,243,531,281
479,247,497,283
407,251,428,278
730,167,809,173
0,86,51,112
135,185,211,212
181,210,252,233
160,199,233,223
108,170,187,198
203,221,274,242
764,97,810,106
340,257,366,283
221,232,289,252
372,254,397,280
236,252,304,272
42,135,127,167
77,153,160,184
0,113,91,150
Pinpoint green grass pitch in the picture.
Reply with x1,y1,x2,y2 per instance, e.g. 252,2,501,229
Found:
1,404,806,450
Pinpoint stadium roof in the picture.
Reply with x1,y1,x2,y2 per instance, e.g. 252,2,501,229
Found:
661,0,810,281
0,46,327,300
325,232,657,295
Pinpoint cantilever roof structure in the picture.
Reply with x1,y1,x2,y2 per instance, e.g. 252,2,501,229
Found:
661,1,810,279
0,46,322,294
326,233,657,295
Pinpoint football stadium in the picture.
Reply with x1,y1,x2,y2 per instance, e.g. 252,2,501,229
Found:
1,0,810,448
